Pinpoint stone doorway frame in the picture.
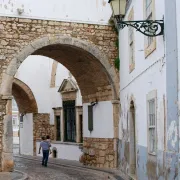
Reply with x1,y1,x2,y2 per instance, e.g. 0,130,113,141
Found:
129,99,137,177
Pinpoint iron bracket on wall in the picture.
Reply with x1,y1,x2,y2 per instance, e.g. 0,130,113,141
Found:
115,16,164,37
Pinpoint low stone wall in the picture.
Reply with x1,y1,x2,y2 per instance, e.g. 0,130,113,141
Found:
82,137,115,168
33,113,54,154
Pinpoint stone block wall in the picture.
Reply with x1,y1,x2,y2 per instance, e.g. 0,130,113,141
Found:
82,137,115,168
33,113,54,154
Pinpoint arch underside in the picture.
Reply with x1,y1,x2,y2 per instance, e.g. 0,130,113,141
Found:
12,78,38,113
1,36,119,103
33,44,113,102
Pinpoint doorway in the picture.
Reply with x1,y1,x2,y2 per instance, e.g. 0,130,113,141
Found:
56,116,61,141
63,100,76,142
79,115,83,143
129,100,136,176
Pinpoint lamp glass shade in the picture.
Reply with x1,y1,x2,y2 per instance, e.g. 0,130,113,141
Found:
109,0,126,17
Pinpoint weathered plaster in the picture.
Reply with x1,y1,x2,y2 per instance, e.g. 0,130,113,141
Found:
167,121,178,150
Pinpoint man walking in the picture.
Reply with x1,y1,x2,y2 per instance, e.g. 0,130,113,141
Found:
39,136,51,167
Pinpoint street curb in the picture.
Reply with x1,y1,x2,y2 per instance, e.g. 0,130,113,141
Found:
14,170,29,180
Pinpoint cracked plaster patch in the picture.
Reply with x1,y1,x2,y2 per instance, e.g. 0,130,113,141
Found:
167,120,178,148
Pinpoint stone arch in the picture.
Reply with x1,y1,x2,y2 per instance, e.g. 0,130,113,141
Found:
0,35,119,172
12,78,38,113
1,35,119,102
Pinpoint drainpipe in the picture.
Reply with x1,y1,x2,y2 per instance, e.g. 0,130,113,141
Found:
164,0,179,178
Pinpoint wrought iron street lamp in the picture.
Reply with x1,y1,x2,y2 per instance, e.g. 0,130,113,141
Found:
108,0,164,37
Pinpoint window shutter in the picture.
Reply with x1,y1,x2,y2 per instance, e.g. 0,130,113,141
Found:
20,115,23,123
88,105,93,132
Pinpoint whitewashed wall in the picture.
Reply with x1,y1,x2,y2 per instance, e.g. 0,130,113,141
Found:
0,0,111,25
119,0,165,150
83,101,113,138
20,113,33,155
15,55,82,124
36,142,82,161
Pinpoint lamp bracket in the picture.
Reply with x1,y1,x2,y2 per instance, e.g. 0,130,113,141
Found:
91,99,98,107
115,16,164,37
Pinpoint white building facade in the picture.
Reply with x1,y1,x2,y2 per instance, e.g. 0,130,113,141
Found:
119,0,165,179
118,0,180,179
0,0,112,25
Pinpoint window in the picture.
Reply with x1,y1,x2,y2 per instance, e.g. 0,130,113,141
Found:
126,0,132,13
12,116,17,125
144,0,156,57
145,0,153,47
147,90,157,155
148,99,156,153
128,8,135,72
88,106,93,132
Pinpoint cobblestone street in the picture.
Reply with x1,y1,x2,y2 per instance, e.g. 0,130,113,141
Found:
14,156,114,180
13,144,124,180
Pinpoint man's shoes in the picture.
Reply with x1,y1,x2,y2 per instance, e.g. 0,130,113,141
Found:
44,164,47,167
42,163,44,166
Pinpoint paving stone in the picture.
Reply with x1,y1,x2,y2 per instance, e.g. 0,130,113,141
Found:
0,171,26,180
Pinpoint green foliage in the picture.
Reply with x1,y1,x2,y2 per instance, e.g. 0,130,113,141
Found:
114,39,119,71
114,57,120,70
115,39,119,48
108,18,114,26
113,26,118,35
108,17,120,71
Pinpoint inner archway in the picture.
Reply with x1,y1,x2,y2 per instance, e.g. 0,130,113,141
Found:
12,78,38,114
12,78,38,157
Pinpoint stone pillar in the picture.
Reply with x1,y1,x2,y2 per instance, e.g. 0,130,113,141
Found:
76,107,80,143
76,106,82,143
60,108,64,141
53,107,62,141
112,100,120,168
2,96,14,172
